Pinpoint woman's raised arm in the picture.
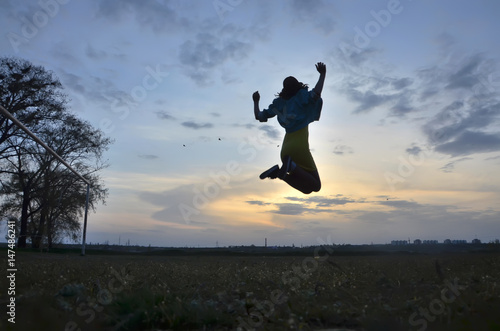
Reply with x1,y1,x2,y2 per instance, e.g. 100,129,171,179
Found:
253,91,264,121
313,62,326,97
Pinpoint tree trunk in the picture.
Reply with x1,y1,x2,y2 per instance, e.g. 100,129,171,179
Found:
17,186,30,248
47,215,53,249
32,212,45,249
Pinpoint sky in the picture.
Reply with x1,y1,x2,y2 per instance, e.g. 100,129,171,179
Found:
1,0,499,247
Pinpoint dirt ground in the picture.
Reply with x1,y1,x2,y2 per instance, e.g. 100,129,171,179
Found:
1,249,500,330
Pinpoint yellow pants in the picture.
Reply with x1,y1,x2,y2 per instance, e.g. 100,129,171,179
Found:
280,126,317,173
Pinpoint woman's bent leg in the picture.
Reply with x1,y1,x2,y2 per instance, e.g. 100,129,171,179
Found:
283,167,321,194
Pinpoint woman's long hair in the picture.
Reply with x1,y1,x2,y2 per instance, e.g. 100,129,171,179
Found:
277,76,308,100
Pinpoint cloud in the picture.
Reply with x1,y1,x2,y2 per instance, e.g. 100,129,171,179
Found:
95,0,188,33
59,70,86,94
247,195,357,216
181,121,214,129
246,200,271,206
353,200,500,243
51,41,83,67
443,100,464,112
333,33,500,157
246,194,500,242
259,125,281,140
440,157,472,173
286,196,356,207
138,154,159,160
95,1,257,86
138,185,207,225
336,38,500,157
86,44,107,60
445,54,484,90
335,46,380,68
377,199,423,210
288,0,337,35
0,1,13,11
435,32,457,51
333,144,353,156
156,111,176,120
272,203,315,216
434,131,500,157
309,196,356,207
332,49,416,115
232,123,255,130
423,101,500,147
485,155,500,161
179,26,252,85
389,95,417,117
348,89,399,114
406,145,422,156
391,77,414,90
416,51,498,104
57,67,133,110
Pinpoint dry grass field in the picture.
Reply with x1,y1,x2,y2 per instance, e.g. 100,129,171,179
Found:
1,247,500,330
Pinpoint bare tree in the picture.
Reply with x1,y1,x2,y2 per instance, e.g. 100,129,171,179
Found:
0,57,112,248
0,57,66,149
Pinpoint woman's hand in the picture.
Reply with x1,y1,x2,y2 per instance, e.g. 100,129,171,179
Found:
252,91,260,102
315,62,326,75
313,63,326,97
253,91,263,121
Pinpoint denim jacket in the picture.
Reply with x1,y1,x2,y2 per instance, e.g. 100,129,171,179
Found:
257,88,323,133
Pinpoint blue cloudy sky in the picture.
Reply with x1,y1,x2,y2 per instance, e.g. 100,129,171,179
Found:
1,0,499,247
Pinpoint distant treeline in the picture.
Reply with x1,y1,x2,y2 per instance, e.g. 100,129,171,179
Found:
2,242,499,257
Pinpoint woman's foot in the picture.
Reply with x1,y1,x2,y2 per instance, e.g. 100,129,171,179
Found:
259,165,280,179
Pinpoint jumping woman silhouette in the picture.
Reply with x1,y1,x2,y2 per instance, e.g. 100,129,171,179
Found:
253,62,326,194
